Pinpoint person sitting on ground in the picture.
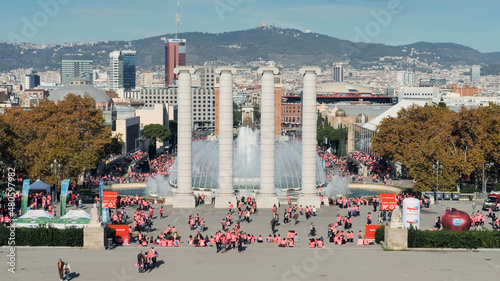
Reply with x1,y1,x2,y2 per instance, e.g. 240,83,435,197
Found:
279,238,287,247
267,234,273,243
257,235,263,243
309,238,316,248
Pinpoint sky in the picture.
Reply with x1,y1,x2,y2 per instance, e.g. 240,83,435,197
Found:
1,0,499,53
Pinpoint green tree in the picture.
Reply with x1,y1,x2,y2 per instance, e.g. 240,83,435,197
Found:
253,104,261,126
104,134,124,156
233,102,242,127
169,120,178,146
317,110,323,131
316,125,346,154
2,94,114,185
143,124,172,146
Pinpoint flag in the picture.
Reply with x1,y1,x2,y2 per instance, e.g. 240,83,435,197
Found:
20,179,30,215
99,179,104,216
102,207,110,224
60,179,70,216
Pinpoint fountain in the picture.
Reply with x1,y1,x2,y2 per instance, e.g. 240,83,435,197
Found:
163,126,326,194
146,174,174,198
323,175,349,198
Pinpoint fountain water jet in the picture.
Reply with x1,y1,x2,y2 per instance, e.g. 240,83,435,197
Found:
323,175,349,198
167,127,325,191
146,174,174,197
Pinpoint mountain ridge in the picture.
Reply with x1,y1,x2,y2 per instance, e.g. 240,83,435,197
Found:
1,26,499,73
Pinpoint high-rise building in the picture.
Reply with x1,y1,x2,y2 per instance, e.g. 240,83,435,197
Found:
123,86,215,130
24,74,40,90
333,64,344,82
471,65,480,84
139,72,153,87
397,71,415,86
109,50,136,90
164,38,186,86
199,61,217,89
61,54,94,85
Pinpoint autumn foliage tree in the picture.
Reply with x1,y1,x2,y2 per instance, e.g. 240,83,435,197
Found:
372,103,500,192
1,94,119,185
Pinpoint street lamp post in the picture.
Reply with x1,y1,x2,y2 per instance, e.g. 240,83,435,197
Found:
482,162,494,194
432,161,442,204
50,159,61,203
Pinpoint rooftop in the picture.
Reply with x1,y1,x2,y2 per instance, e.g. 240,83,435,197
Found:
48,84,111,103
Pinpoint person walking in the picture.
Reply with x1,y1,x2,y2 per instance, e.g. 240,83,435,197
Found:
63,261,71,281
57,259,65,281
137,251,145,273
434,216,441,230
159,206,164,219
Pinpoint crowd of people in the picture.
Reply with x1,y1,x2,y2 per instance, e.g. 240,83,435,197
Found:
350,152,396,184
85,151,153,187
148,153,175,177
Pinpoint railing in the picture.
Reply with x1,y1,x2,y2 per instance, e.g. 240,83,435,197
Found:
458,193,476,201
278,196,298,204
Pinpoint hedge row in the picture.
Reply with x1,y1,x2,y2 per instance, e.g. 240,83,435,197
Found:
407,229,500,249
375,226,500,249
0,225,83,247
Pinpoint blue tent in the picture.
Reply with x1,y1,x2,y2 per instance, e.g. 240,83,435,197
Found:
29,179,51,193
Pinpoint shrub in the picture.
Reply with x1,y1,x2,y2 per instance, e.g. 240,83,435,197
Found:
0,225,83,247
408,228,500,249
375,225,385,243
105,226,116,240
460,186,481,193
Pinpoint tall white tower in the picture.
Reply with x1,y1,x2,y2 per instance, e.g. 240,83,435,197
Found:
175,0,181,39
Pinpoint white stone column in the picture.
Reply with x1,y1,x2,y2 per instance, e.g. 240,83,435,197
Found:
215,67,237,208
173,66,196,208
257,67,279,208
299,67,322,207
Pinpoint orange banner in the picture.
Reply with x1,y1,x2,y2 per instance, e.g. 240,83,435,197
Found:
108,224,129,239
380,193,397,211
102,191,118,209
365,224,383,240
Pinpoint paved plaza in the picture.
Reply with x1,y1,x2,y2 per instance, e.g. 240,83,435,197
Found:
2,196,499,281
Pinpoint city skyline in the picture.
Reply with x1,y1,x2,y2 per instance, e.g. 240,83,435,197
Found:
1,0,499,53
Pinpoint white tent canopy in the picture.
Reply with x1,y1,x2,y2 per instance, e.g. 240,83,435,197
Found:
29,179,51,193
19,210,54,219
60,210,92,220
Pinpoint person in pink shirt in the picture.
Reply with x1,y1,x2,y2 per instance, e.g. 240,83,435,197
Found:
309,239,316,248
317,238,324,248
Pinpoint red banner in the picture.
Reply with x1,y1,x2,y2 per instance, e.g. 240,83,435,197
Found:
102,191,118,209
108,224,129,239
380,193,397,211
365,224,383,240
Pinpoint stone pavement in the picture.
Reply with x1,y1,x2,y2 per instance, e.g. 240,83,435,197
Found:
2,198,499,281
